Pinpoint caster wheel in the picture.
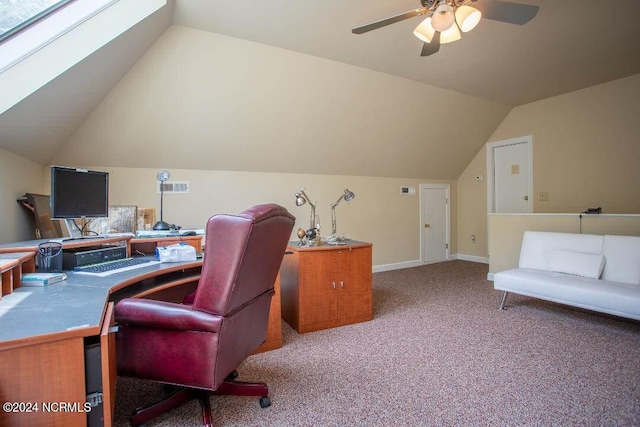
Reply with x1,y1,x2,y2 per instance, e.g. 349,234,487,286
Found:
162,384,177,394
259,396,271,408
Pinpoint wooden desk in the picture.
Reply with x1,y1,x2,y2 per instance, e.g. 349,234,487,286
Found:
0,236,131,255
0,234,204,259
0,252,36,299
280,241,373,333
0,237,283,427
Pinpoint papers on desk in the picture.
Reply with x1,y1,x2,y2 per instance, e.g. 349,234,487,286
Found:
102,232,135,238
156,243,197,262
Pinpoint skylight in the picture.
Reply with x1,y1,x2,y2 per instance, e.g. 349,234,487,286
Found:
0,0,117,73
0,0,73,43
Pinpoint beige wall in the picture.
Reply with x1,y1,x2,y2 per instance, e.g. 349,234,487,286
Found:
0,153,457,266
456,144,488,259
0,148,45,243
458,73,640,259
490,73,640,214
66,166,456,268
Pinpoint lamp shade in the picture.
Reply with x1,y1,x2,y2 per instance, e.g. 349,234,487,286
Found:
439,22,461,44
413,17,436,43
431,4,455,32
295,192,307,206
455,5,481,32
414,16,461,44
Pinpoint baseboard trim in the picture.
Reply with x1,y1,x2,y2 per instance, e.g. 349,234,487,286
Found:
455,253,489,264
373,255,490,273
373,260,422,273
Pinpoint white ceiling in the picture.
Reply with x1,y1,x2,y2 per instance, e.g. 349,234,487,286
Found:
173,0,640,107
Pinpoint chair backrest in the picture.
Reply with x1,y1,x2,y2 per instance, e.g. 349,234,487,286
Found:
192,204,295,315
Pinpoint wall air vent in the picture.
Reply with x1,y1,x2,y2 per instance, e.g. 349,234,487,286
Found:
157,181,189,194
400,186,416,195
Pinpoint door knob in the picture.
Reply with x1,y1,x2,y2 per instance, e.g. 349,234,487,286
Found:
424,224,431,228
524,195,529,201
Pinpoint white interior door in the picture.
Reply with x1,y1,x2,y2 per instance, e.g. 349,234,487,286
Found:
421,185,449,264
488,137,533,213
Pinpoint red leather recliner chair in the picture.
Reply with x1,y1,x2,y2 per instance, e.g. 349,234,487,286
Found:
115,204,295,426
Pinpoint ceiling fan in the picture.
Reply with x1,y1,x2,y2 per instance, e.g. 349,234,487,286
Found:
352,0,539,57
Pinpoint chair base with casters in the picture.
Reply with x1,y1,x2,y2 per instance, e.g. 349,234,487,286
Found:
129,371,271,427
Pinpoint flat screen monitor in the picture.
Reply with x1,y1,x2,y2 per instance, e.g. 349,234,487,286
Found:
50,166,109,238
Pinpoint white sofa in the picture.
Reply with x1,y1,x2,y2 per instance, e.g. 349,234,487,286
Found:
494,231,640,321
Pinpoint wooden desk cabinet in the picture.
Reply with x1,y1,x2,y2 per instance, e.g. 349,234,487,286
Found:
281,241,372,333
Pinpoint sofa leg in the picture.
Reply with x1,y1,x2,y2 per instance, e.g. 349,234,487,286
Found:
499,291,509,310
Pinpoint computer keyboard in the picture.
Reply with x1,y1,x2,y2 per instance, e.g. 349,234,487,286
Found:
73,257,160,276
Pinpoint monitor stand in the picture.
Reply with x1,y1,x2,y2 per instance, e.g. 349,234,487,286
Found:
63,219,85,239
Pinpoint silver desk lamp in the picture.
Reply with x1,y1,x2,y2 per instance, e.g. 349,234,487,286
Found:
331,189,355,236
294,188,317,230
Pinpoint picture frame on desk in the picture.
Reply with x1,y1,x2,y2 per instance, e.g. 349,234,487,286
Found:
137,208,156,231
82,205,138,235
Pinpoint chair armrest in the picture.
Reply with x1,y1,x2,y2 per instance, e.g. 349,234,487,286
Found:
115,298,222,333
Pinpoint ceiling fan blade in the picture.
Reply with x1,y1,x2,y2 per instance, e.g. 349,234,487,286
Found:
352,8,427,34
475,0,539,25
420,32,441,57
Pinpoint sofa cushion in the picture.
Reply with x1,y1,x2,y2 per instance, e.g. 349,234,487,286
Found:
601,235,640,286
494,268,640,320
518,231,603,271
548,250,605,279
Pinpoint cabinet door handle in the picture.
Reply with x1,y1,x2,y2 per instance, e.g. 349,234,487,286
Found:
332,281,336,289
340,280,344,288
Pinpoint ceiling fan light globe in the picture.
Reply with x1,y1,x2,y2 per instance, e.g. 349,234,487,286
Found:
440,22,462,44
431,4,455,32
413,17,435,43
455,5,481,32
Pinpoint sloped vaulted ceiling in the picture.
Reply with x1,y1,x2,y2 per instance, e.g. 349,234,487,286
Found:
1,0,640,179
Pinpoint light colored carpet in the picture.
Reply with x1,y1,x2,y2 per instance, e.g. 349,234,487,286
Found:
113,260,640,426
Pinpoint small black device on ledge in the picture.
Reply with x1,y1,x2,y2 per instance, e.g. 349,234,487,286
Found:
583,207,602,214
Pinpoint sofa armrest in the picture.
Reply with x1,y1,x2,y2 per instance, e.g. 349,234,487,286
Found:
115,298,222,333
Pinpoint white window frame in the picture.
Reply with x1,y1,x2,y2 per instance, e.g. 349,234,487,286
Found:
0,0,118,74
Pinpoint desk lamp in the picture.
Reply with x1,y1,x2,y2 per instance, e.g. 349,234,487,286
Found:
294,188,316,230
331,189,355,236
153,170,171,231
